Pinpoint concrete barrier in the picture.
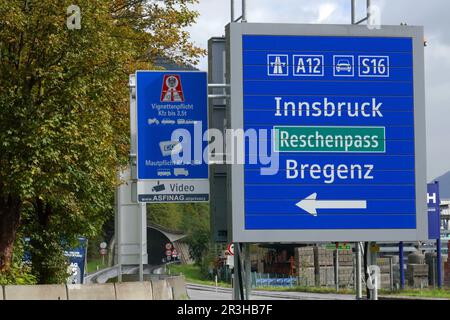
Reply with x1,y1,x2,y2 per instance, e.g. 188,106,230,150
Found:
4,284,67,300
166,276,188,300
67,283,116,300
115,281,153,300
1,278,184,300
150,279,173,300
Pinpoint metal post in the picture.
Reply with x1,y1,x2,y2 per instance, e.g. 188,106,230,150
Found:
399,242,405,289
138,203,144,282
366,0,372,26
437,238,442,288
432,256,436,288
116,171,122,283
351,0,356,24
232,243,241,300
335,247,339,292
389,256,394,291
355,242,362,299
372,273,378,300
231,0,235,22
241,0,247,22
244,243,251,300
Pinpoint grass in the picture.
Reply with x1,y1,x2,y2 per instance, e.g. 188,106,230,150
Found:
381,288,450,299
167,264,232,288
254,286,355,295
168,264,450,299
86,257,108,274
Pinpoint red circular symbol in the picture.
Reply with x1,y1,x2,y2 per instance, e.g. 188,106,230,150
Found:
165,249,172,256
227,243,235,256
165,243,173,250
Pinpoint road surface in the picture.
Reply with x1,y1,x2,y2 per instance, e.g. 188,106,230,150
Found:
187,283,355,300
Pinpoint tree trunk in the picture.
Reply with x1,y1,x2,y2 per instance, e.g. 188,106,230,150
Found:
0,192,22,272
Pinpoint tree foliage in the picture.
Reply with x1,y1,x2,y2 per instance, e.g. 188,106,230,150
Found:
148,203,211,265
0,0,204,281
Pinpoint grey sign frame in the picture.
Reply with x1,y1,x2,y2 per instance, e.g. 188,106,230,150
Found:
226,22,427,243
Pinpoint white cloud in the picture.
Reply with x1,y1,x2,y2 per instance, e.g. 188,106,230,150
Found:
185,0,450,179
317,3,337,23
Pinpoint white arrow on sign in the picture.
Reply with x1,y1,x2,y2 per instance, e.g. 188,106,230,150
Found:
296,193,367,216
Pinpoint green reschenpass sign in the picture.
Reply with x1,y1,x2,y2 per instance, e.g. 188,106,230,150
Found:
325,244,352,251
274,126,386,153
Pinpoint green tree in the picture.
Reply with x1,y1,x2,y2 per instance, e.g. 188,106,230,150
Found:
181,204,211,265
0,0,203,280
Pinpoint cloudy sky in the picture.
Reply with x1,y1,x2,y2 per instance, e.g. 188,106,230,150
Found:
185,0,450,181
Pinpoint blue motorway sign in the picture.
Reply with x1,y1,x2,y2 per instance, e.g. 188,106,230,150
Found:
136,71,208,180
64,237,87,284
227,24,427,242
427,182,441,239
23,237,87,284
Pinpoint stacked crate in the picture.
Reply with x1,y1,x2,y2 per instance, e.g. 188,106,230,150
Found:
444,242,450,287
294,247,315,286
406,264,429,288
338,250,354,287
406,252,428,288
376,257,394,289
314,247,334,286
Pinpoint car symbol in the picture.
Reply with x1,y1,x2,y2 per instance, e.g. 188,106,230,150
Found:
148,118,160,125
336,59,352,72
157,169,171,177
161,119,176,125
174,168,189,177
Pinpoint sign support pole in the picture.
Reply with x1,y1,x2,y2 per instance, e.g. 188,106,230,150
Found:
116,171,122,283
369,242,378,300
244,243,251,300
437,238,442,288
242,0,247,22
334,246,339,292
351,0,372,25
232,243,241,300
231,0,235,22
355,242,362,299
351,0,356,24
138,203,144,282
399,242,405,289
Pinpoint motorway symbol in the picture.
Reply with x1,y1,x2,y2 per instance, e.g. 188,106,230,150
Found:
267,54,289,76
295,193,367,216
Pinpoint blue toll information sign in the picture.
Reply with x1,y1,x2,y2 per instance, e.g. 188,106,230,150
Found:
64,237,87,284
427,182,441,239
227,24,427,242
23,237,87,284
135,71,209,203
